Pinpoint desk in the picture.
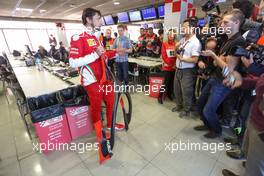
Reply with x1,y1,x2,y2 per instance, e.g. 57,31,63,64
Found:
138,56,162,62
7,55,27,68
8,57,80,140
67,76,81,85
128,57,162,69
13,67,70,98
128,57,162,84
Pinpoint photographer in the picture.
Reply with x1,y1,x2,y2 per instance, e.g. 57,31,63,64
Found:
222,72,264,176
223,43,264,160
233,0,263,34
196,37,218,98
171,18,202,118
194,9,246,139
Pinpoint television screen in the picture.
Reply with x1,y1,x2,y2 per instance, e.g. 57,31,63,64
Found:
117,12,129,23
158,5,164,18
104,15,114,25
141,7,157,20
128,11,142,21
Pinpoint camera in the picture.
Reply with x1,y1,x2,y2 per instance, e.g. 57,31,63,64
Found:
176,48,185,55
202,0,216,12
231,44,264,66
197,64,215,76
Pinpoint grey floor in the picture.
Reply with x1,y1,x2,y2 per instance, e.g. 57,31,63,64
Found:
0,86,245,176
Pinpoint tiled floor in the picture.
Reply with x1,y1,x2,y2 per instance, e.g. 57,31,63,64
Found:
0,86,244,176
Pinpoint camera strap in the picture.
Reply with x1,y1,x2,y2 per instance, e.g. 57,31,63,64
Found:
179,40,190,56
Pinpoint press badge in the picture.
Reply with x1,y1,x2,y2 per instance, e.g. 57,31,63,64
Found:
166,49,176,57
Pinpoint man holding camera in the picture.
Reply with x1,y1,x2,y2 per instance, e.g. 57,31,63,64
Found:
194,9,247,138
172,18,202,118
222,71,264,176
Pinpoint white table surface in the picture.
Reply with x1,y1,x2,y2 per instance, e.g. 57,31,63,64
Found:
128,57,162,68
13,66,71,98
7,55,27,68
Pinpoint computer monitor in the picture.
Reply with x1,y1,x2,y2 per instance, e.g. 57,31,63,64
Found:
104,15,114,25
25,45,33,56
117,12,129,23
141,7,157,20
128,10,142,22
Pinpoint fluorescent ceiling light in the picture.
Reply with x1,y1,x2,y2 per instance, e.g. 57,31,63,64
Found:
114,1,120,5
16,8,33,12
39,9,47,13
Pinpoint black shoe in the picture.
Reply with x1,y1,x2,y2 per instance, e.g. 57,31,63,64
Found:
226,148,245,159
224,137,239,145
171,106,183,112
204,131,221,139
194,125,209,131
222,169,239,176
179,111,190,118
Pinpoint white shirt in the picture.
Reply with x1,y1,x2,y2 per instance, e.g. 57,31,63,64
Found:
176,34,201,69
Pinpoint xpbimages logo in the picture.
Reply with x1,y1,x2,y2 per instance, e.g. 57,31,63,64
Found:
165,140,232,154
33,141,99,153
98,82,166,95
163,25,232,37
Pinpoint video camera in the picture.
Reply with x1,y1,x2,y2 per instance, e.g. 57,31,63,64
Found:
202,0,217,12
231,44,264,66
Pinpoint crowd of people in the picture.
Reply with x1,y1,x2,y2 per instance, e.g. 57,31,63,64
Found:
97,0,264,175
34,35,69,63
156,1,264,176
66,0,264,171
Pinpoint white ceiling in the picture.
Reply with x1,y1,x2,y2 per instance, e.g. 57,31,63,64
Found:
0,0,261,22
0,0,163,21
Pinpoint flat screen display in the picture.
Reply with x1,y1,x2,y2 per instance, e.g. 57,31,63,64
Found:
117,12,129,23
141,7,157,20
104,15,114,25
128,11,142,21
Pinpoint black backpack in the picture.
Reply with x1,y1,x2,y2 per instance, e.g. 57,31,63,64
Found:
13,50,21,57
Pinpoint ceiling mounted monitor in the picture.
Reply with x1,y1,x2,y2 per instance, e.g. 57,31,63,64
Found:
141,7,157,20
104,15,114,25
117,12,129,23
128,10,142,22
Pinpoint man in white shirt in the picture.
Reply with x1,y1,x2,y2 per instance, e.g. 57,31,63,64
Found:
172,18,202,118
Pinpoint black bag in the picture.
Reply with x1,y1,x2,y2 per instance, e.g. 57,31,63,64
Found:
56,86,89,106
13,50,21,57
31,104,64,123
28,93,58,111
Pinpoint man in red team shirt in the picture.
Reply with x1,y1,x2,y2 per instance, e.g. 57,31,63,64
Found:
68,8,124,164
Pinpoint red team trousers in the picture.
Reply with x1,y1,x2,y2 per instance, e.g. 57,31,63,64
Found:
83,59,114,127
